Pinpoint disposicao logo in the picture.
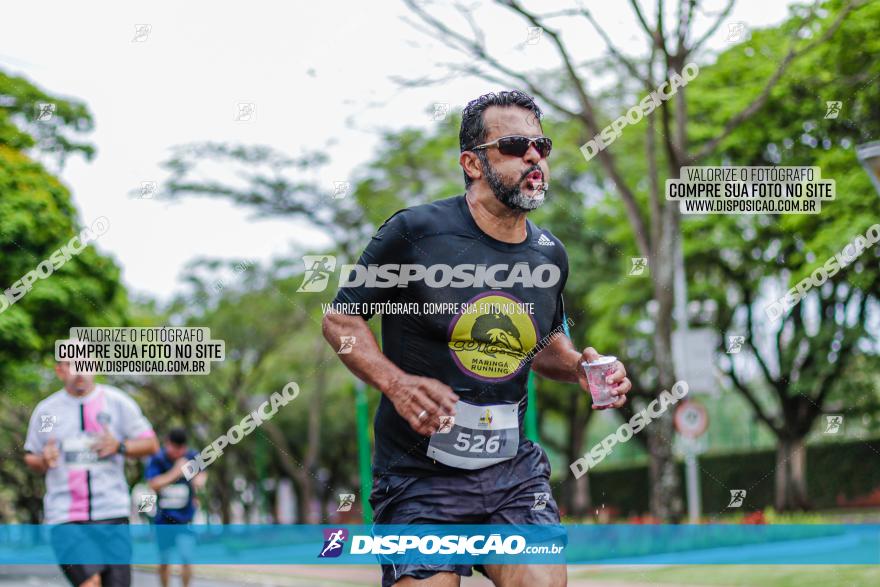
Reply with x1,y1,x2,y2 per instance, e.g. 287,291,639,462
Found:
319,528,348,558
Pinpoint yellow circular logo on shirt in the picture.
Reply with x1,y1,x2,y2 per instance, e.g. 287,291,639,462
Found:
448,293,538,382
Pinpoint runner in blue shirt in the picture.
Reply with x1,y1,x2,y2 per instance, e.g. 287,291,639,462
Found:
145,428,205,587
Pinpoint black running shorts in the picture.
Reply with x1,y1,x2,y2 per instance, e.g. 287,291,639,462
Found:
369,440,564,587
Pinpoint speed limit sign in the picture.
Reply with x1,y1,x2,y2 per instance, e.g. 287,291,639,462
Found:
674,400,708,439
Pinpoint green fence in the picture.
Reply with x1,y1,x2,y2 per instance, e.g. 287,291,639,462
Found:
588,437,880,515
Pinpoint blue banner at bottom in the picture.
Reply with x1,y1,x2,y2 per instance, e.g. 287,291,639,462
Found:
0,524,878,565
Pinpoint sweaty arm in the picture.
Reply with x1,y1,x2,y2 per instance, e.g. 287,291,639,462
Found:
322,312,458,436
105,395,160,458
321,312,404,396
121,437,160,458
147,458,186,492
147,469,179,492
322,210,457,436
25,452,53,474
531,332,581,383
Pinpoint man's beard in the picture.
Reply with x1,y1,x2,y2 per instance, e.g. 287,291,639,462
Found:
478,152,548,212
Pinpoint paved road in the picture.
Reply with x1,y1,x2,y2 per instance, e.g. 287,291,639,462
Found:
0,566,250,587
0,564,699,586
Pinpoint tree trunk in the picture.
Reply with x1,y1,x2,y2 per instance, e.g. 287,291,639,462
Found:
262,418,319,523
774,436,810,511
647,206,684,521
217,465,232,524
293,470,316,523
257,341,328,523
572,474,591,517
298,340,327,522
647,412,682,520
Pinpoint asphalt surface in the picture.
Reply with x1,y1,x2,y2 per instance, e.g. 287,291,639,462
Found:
0,564,707,586
0,566,246,587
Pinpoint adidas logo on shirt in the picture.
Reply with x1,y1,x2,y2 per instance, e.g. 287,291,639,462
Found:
537,233,555,246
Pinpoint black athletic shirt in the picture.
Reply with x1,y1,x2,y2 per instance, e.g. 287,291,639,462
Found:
332,194,569,476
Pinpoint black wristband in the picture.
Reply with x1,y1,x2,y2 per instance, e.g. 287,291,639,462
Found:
117,440,127,456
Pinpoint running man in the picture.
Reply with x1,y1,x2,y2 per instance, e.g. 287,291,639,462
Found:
322,90,632,587
24,356,159,587
145,428,205,587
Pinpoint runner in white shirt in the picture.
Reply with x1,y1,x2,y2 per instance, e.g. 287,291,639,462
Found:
24,358,159,587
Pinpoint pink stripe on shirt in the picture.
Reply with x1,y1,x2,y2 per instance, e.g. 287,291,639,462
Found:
67,470,89,521
82,389,105,433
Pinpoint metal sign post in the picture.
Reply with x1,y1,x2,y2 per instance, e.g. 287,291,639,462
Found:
684,449,702,524
674,400,709,523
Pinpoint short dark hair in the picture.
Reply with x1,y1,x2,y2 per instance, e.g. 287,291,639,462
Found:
167,427,187,445
459,90,543,187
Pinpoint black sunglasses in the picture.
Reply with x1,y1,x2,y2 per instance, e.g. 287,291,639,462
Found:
469,135,552,158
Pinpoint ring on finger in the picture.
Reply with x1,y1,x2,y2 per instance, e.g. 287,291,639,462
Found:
418,410,428,421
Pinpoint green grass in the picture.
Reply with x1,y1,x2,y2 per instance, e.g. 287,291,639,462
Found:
569,565,880,586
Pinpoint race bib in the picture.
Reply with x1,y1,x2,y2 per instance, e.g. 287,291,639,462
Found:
158,484,191,510
62,435,107,470
426,400,519,470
